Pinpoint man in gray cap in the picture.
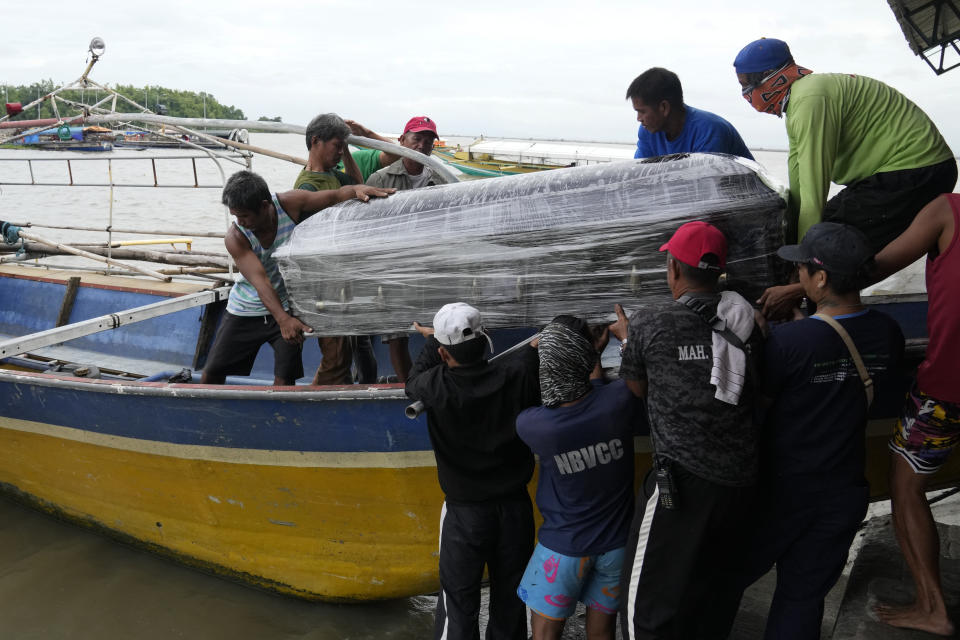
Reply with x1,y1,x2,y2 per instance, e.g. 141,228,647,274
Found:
716,222,904,638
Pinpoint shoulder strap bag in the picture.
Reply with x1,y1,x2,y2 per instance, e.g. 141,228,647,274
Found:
812,313,874,408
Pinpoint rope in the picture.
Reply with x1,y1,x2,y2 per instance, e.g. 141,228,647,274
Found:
1,221,22,245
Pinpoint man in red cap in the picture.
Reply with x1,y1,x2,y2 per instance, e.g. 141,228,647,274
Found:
609,221,763,639
366,116,441,191
366,117,443,381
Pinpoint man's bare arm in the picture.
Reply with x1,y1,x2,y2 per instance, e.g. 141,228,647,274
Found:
625,378,648,398
757,282,804,320
278,185,396,222
346,120,401,167
873,194,953,283
341,147,363,184
225,229,310,343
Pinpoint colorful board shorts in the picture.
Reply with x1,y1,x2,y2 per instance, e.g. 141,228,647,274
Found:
889,383,960,474
516,542,624,620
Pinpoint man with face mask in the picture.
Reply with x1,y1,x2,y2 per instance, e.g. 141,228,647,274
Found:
516,316,643,640
733,37,957,319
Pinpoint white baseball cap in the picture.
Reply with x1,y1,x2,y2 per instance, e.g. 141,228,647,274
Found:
433,302,495,353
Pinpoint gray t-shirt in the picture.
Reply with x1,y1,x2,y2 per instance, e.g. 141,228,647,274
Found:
620,294,761,486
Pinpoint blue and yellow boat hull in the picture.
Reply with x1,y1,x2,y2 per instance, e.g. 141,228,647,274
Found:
0,372,446,601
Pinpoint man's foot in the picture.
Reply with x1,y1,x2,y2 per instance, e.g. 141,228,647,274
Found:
874,602,955,636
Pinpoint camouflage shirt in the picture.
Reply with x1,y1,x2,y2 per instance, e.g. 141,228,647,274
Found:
620,293,761,486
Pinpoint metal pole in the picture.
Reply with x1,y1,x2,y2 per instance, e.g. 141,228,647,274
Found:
404,333,539,418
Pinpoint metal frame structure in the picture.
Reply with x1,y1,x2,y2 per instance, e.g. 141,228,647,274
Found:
889,0,960,74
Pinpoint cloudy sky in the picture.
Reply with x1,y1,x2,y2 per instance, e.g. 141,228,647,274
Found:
3,1,959,152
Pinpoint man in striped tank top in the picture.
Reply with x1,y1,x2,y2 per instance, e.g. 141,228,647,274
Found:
201,170,393,386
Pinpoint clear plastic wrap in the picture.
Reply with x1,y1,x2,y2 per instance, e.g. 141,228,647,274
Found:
275,153,786,334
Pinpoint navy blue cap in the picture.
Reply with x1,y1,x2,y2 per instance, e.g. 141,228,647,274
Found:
734,38,792,74
776,222,874,275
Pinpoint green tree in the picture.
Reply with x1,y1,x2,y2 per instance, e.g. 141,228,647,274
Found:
1,81,245,121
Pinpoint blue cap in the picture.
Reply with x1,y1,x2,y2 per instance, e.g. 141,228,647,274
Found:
733,38,792,74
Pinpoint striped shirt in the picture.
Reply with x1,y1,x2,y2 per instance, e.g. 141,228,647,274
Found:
226,194,296,316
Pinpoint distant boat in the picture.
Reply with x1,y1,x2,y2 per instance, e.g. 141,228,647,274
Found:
112,128,249,150
433,137,635,175
12,125,113,152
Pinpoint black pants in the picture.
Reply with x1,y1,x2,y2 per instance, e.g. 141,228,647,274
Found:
713,482,869,640
820,157,958,252
352,335,378,383
434,494,534,640
619,464,754,640
203,312,303,381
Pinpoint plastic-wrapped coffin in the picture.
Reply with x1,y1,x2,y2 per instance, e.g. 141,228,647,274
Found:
275,153,786,335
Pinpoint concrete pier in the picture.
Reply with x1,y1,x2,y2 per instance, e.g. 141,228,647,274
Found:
546,490,960,639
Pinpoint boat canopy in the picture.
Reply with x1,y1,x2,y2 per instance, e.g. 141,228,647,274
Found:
888,0,960,74
23,127,84,143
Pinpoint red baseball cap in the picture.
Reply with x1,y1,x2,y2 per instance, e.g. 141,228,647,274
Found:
403,116,438,137
658,221,728,270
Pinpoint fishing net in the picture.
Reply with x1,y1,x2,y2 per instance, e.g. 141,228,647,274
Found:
275,153,787,334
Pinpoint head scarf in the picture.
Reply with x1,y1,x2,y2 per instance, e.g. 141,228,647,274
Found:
538,321,596,408
742,63,813,117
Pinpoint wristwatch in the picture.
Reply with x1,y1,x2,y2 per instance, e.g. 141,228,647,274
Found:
618,338,628,355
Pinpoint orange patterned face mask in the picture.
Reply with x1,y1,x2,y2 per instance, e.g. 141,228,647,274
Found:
741,63,813,117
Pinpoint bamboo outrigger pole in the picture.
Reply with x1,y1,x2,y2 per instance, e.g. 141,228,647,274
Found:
80,114,462,184
210,136,306,166
2,224,171,281
1,242,231,268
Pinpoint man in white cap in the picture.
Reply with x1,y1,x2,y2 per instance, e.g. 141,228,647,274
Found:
406,302,541,640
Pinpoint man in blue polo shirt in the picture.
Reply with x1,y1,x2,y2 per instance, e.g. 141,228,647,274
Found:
627,67,753,160
517,315,643,639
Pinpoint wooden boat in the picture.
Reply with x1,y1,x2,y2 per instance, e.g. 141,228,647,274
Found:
11,126,114,152
2,258,959,605
432,138,635,176
0,45,956,598
0,265,435,601
0,263,537,601
433,145,563,176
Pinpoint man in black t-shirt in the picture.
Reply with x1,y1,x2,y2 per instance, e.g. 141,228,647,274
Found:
715,223,905,638
405,302,540,640
610,221,763,640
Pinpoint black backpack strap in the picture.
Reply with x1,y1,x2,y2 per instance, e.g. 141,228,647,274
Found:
676,294,747,352
677,294,758,399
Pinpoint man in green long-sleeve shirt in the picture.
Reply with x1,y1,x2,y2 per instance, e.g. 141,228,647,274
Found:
733,37,957,318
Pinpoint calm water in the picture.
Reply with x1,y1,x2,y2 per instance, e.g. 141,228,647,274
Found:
0,136,796,638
